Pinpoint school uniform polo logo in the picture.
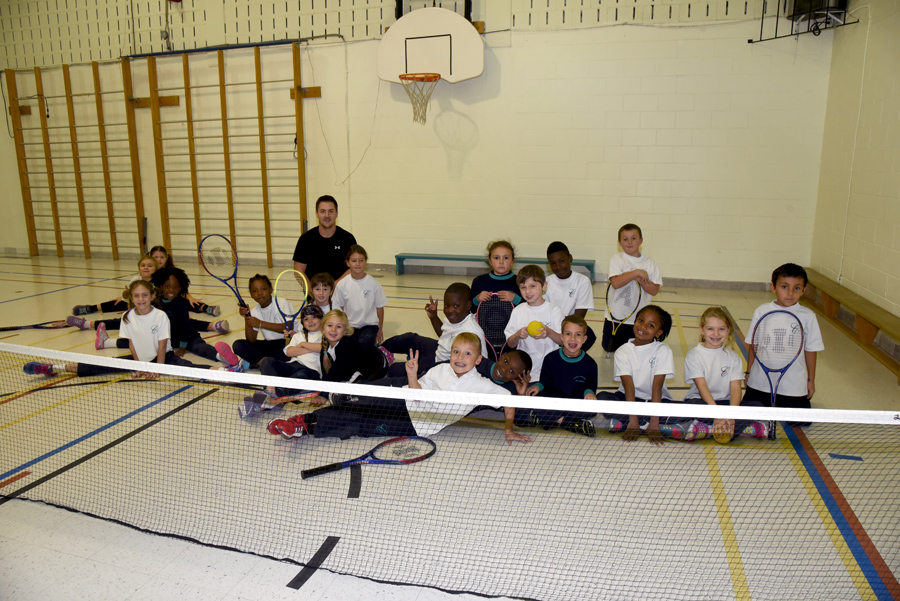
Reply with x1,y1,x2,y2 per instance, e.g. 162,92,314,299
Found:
151,325,159,334
721,366,730,378
649,357,657,369
364,290,371,298
568,289,575,297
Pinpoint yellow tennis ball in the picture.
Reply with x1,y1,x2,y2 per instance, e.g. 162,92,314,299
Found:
527,321,544,337
714,431,732,444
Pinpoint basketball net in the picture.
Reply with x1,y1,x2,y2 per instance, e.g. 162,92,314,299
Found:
399,73,440,125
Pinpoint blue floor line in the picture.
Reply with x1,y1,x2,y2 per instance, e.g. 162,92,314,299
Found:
783,425,891,601
0,384,193,481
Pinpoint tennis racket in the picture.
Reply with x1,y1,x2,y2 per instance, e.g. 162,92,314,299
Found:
749,310,804,440
273,269,309,343
605,280,642,337
198,234,247,309
476,292,514,362
0,320,68,332
301,436,436,480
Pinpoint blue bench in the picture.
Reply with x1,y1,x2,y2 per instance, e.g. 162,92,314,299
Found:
395,253,596,282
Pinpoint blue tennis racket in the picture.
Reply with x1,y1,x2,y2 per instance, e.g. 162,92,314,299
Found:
750,309,804,440
301,436,436,480
198,234,247,309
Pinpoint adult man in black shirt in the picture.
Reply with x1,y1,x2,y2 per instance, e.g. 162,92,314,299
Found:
292,195,357,282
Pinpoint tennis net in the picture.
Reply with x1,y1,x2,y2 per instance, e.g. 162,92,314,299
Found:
1,342,899,601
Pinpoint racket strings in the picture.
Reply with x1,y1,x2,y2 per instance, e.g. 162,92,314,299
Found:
372,438,435,462
274,271,309,311
200,246,237,279
477,298,513,349
607,281,640,321
753,316,803,368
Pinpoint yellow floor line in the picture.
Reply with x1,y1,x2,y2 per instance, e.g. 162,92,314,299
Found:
780,437,876,600
704,445,751,600
673,308,689,357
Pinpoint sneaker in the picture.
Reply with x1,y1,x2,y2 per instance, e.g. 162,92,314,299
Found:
609,419,625,433
528,411,542,428
66,316,91,330
225,363,244,373
683,420,709,442
377,345,395,366
238,399,261,419
206,305,221,317
215,342,240,367
564,418,596,438
95,323,109,350
741,421,768,439
269,414,308,439
328,392,357,406
658,423,686,440
213,320,230,333
72,304,95,316
23,361,55,376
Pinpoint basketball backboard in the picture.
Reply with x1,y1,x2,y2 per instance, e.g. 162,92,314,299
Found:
377,7,484,84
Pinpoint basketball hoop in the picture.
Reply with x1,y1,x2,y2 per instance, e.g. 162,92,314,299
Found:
399,73,440,125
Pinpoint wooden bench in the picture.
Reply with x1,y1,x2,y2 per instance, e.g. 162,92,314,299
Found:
395,253,597,281
804,267,900,384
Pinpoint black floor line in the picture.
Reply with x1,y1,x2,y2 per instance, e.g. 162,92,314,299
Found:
0,388,218,505
287,536,341,589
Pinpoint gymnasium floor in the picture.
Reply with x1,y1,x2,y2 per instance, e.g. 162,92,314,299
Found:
1,254,898,600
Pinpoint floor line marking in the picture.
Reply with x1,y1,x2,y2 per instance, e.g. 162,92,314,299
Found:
0,471,31,489
785,427,898,600
0,387,215,505
0,374,77,406
287,536,341,589
703,445,751,600
0,384,194,481
0,378,124,431
673,308,690,357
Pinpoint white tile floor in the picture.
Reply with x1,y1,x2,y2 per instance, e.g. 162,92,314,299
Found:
1,255,898,600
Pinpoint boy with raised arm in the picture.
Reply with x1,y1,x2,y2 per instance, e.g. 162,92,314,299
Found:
267,333,532,445
382,282,487,377
602,223,663,353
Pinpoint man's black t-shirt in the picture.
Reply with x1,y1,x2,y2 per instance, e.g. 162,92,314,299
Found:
292,226,357,281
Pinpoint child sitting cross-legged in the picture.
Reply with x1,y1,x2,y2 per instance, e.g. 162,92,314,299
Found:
515,315,598,437
598,304,683,446
266,333,533,445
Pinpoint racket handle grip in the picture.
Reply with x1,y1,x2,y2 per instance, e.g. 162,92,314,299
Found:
768,420,776,440
301,462,343,480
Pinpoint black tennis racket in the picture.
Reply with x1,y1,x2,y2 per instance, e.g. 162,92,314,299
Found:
476,293,514,361
605,280,642,337
750,310,804,440
301,436,436,480
0,320,68,332
198,234,247,309
273,269,309,342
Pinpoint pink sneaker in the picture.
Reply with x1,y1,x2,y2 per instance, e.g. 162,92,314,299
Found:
215,341,240,366
95,323,109,350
